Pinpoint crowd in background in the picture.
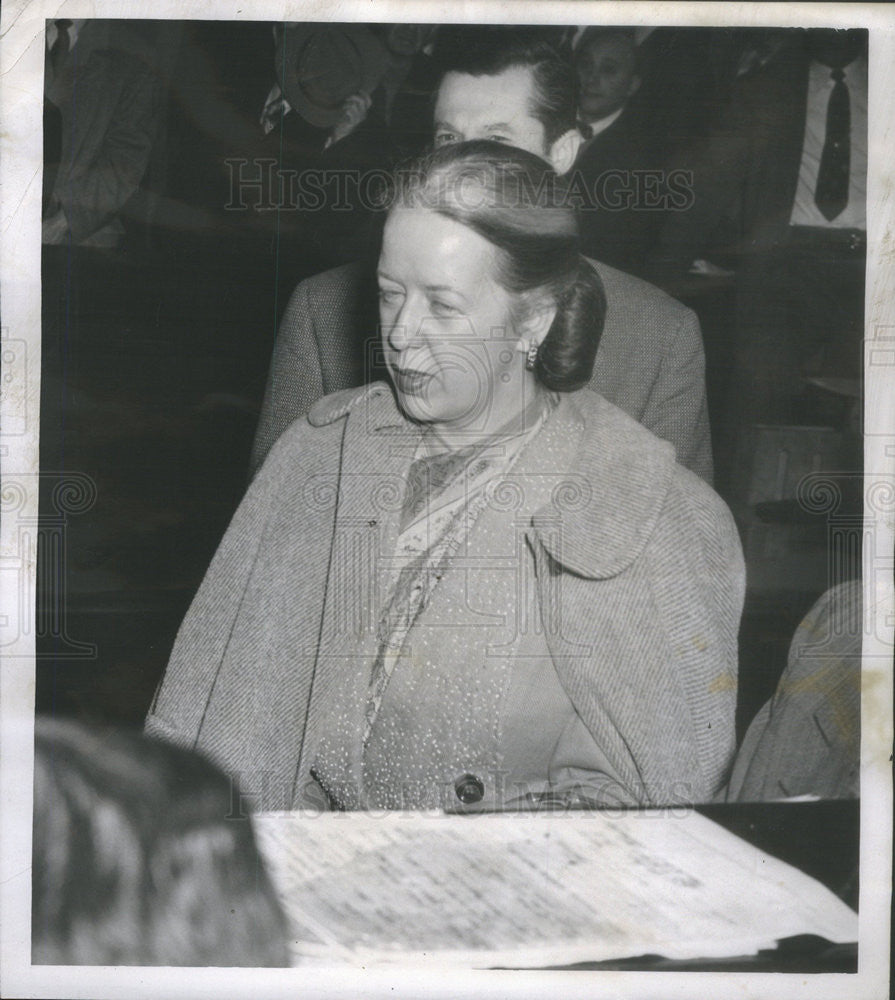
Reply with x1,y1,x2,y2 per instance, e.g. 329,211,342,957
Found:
43,21,866,450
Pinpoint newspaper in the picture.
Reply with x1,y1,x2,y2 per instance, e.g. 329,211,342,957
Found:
253,810,858,967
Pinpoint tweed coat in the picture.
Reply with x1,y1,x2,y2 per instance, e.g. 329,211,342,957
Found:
723,580,861,802
249,259,714,483
149,383,742,809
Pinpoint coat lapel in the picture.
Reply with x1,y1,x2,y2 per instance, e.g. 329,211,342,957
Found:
530,390,676,579
298,386,421,790
300,386,677,802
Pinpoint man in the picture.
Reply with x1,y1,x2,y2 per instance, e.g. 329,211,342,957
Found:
650,29,867,431
43,19,158,247
257,23,393,274
250,31,713,483
571,28,665,276
575,27,641,125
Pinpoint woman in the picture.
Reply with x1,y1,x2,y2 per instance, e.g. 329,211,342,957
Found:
147,142,744,811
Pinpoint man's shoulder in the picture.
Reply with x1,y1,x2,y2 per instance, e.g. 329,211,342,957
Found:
587,258,693,325
574,110,657,166
281,261,370,335
298,260,366,299
258,384,384,476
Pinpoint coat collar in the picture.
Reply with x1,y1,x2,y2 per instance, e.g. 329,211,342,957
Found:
308,381,405,431
309,382,677,579
525,389,676,579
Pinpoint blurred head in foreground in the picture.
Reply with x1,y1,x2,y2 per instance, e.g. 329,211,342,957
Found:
32,716,290,966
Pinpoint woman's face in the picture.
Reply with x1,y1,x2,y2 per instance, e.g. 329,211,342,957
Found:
378,208,533,443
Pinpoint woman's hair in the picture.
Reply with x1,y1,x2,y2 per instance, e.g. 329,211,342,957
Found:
380,140,606,391
32,717,290,966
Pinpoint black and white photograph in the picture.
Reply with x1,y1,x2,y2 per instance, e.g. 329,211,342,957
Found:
0,2,892,997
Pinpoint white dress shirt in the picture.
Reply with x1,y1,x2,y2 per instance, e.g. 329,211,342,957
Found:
46,18,87,54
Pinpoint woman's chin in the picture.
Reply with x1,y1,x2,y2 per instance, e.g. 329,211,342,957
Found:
393,389,478,435
395,392,447,426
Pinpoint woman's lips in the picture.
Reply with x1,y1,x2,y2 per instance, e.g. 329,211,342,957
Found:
391,367,435,396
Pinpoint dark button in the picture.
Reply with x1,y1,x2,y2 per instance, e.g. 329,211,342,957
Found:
454,773,484,805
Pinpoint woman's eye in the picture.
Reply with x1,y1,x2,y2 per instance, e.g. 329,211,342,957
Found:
378,289,402,305
431,300,459,317
488,135,511,144
434,132,456,147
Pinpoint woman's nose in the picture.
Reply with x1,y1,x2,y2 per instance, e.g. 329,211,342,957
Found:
385,300,422,352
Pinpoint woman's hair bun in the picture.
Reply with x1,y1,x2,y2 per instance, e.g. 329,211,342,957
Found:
535,257,607,392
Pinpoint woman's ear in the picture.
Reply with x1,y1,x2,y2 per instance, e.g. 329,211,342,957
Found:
515,296,557,352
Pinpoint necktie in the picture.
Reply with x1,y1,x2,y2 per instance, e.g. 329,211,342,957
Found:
814,68,850,221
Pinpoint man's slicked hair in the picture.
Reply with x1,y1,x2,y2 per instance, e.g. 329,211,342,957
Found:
433,27,578,147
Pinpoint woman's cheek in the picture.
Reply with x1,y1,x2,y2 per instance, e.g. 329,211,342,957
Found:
379,304,397,331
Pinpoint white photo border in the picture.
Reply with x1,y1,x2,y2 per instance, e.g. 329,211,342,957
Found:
1,2,892,997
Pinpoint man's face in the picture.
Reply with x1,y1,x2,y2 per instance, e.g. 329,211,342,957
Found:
433,66,551,159
575,36,640,122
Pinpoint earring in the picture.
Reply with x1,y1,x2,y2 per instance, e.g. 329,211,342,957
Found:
525,342,538,371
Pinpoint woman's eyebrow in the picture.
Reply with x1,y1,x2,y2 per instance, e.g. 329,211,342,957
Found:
423,283,467,302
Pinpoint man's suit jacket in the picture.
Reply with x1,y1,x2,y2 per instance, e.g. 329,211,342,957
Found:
44,21,159,245
250,259,714,482
573,107,666,277
649,43,813,274
149,384,742,808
